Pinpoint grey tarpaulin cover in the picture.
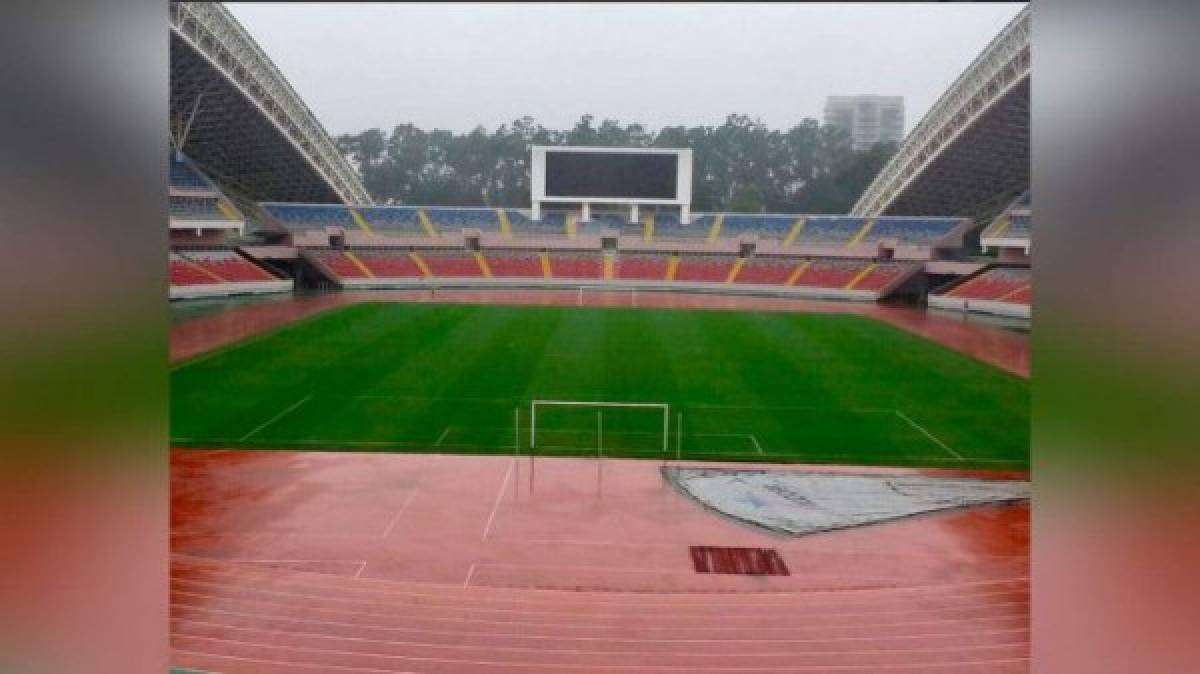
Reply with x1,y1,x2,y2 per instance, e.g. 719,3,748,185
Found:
663,467,1030,536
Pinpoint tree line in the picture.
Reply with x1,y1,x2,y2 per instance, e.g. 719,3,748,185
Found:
335,114,896,214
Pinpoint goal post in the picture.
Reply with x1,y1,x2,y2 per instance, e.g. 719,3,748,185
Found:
530,400,670,454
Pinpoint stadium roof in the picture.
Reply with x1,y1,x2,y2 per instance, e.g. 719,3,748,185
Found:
169,2,371,205
851,6,1029,223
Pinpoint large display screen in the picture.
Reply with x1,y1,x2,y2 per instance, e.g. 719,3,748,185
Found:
544,151,678,199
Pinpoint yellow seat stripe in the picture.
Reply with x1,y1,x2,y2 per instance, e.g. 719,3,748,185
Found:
408,252,432,277
843,263,877,289
726,258,745,284
786,260,812,286
845,217,876,247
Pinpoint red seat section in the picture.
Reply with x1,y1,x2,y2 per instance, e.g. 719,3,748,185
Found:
947,267,1030,302
356,250,422,278
487,252,543,277
308,250,370,278
852,263,906,291
795,259,865,288
549,253,602,279
616,254,668,281
421,250,482,277
674,255,735,283
170,256,217,285
172,250,276,284
734,258,796,285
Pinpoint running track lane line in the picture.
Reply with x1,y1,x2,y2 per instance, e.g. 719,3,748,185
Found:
239,395,313,441
481,458,516,541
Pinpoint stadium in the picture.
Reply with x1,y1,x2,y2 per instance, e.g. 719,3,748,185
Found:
170,3,1031,672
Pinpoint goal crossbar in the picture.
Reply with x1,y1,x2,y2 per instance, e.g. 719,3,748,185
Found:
530,400,670,453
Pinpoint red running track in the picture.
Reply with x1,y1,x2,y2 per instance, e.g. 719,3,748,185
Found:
172,450,1029,673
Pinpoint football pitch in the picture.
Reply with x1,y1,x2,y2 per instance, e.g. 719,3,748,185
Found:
170,303,1029,469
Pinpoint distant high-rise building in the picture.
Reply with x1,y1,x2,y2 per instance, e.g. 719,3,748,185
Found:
823,96,905,151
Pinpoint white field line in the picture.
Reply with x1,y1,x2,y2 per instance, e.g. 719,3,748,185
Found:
462,563,477,588
433,427,452,447
693,432,763,454
480,458,515,541
894,409,964,460
747,434,765,455
239,394,312,441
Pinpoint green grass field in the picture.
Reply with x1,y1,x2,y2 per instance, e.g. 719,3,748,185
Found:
171,303,1029,469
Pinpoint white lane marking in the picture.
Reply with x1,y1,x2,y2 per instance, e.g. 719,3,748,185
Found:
481,458,515,541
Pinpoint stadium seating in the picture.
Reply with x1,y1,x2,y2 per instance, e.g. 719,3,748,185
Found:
722,214,795,238
981,191,1032,241
615,253,669,280
504,209,533,227
170,250,276,285
794,259,870,287
263,203,357,231
355,249,424,278
307,249,372,278
521,212,567,238
850,262,908,291
356,207,426,236
183,250,275,282
549,252,603,279
170,196,224,220
733,257,797,285
169,253,217,285
674,255,736,283
656,214,710,240
419,249,484,277
586,213,627,230
794,217,867,246
1007,212,1031,237
486,251,543,277
425,208,501,232
864,217,958,245
945,267,1031,304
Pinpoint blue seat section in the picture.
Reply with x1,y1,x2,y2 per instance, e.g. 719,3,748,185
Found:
657,214,711,239
170,195,222,220
722,214,796,238
518,212,567,237
262,203,356,231
580,213,625,235
504,209,532,227
866,217,959,245
169,155,211,190
795,217,866,245
1007,212,1031,236
356,207,424,234
425,208,500,231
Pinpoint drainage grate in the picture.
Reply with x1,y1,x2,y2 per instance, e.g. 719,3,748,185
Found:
689,546,790,576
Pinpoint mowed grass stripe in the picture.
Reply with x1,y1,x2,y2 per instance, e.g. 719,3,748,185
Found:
170,303,1029,469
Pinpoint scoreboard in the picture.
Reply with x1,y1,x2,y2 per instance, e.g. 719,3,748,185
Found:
531,146,693,222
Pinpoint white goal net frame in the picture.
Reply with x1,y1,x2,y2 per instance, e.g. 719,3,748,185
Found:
529,400,670,454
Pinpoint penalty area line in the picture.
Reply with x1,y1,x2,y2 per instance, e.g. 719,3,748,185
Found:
239,395,312,441
894,409,963,460
433,427,452,447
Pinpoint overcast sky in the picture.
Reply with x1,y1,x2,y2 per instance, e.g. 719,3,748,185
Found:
226,2,1024,137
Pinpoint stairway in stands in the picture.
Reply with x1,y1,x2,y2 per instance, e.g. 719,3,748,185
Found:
171,555,1028,673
